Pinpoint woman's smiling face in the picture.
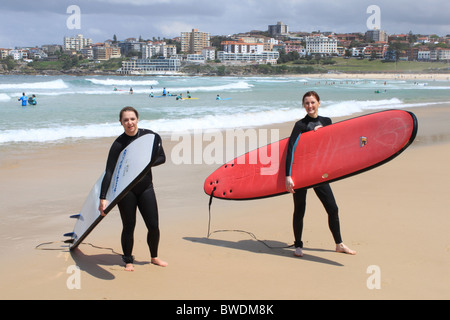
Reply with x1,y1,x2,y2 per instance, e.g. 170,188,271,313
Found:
120,110,139,136
303,95,320,118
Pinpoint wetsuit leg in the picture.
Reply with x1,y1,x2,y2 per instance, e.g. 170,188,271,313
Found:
313,184,343,245
137,186,160,258
118,191,138,264
292,189,308,248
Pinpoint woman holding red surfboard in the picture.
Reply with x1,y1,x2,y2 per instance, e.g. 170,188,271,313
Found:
285,91,356,258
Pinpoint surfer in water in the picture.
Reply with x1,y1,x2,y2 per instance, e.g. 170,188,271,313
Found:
285,91,356,257
18,92,27,106
99,106,168,271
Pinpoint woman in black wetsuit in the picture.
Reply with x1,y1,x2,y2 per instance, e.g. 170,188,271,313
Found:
285,91,356,258
98,106,167,271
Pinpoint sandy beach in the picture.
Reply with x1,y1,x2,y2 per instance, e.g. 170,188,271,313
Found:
305,72,450,81
1,101,449,301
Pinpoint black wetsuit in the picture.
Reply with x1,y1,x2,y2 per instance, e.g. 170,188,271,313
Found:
285,115,342,248
100,129,166,264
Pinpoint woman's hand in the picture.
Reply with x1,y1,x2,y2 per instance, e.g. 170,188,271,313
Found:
286,176,295,194
314,125,323,131
99,199,108,217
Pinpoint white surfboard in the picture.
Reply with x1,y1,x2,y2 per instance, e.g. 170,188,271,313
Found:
65,133,157,250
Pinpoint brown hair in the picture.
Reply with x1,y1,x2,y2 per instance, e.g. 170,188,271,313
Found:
120,106,139,121
302,91,320,104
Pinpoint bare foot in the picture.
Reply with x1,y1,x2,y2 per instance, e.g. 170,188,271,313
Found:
151,257,168,267
336,243,356,255
293,247,304,257
124,263,135,272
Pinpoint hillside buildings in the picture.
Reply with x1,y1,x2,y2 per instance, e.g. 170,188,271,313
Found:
2,24,449,75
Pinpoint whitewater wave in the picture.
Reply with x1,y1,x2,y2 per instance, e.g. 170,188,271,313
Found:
0,93,10,101
0,123,123,144
160,81,253,93
0,98,445,145
321,98,404,117
86,78,159,86
0,79,68,90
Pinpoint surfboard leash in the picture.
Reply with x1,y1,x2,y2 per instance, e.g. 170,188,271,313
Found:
207,187,294,250
35,241,121,255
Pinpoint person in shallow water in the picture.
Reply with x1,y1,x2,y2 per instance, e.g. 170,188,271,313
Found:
18,92,27,106
285,91,356,258
98,106,168,271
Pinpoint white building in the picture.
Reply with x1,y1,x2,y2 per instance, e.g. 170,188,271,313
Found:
202,47,216,61
8,49,28,60
430,49,450,61
305,35,338,56
222,41,264,54
186,54,205,63
351,47,366,57
417,50,431,61
120,58,181,74
64,34,92,51
217,51,279,64
141,42,177,59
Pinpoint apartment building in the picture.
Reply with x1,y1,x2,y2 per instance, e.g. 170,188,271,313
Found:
365,30,388,43
418,48,450,61
120,57,181,74
217,51,279,64
305,35,338,56
221,40,264,54
202,47,216,61
8,49,29,60
364,44,388,59
63,34,92,51
181,29,211,54
0,48,11,59
268,21,289,36
119,40,143,57
92,43,121,61
284,41,306,56
141,42,177,59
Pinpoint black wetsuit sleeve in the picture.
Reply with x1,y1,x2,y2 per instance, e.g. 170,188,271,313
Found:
285,122,303,177
152,133,166,167
285,116,332,177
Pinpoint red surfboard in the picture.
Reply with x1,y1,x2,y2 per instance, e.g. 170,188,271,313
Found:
204,110,418,200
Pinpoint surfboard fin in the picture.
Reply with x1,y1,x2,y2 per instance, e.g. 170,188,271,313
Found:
64,239,75,244
64,232,75,238
70,214,81,219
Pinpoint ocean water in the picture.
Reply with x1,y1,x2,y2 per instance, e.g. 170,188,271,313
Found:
0,74,449,147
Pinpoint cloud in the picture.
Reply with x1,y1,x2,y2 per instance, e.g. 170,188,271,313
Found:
0,0,449,47
157,22,195,38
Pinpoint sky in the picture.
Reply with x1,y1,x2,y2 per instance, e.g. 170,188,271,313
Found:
1,0,449,48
